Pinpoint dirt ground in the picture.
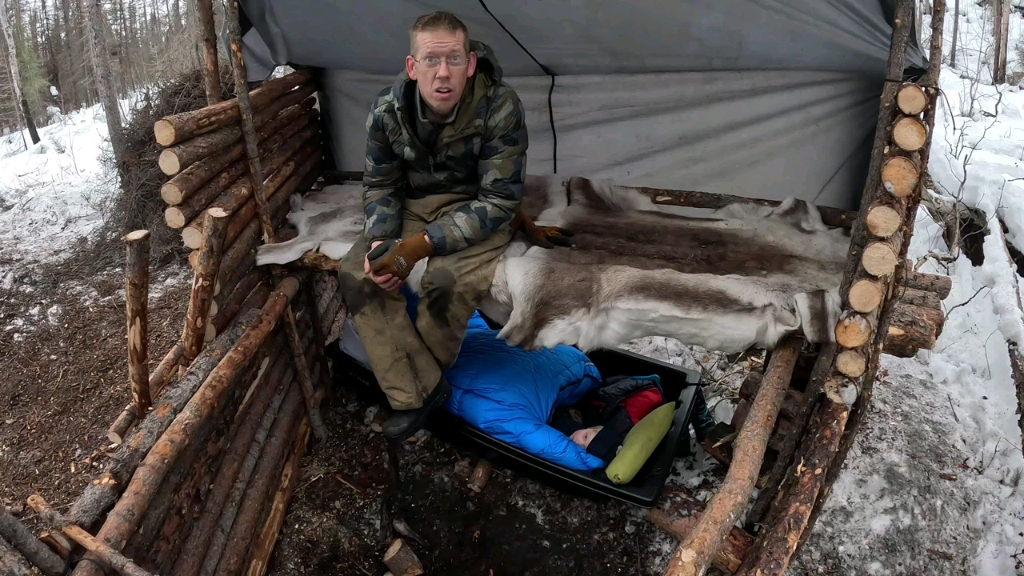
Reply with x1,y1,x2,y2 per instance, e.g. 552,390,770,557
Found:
0,249,726,576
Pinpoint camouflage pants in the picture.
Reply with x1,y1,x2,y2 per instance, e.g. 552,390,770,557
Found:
337,194,513,410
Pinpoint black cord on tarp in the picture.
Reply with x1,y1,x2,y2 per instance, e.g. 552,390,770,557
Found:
477,0,558,174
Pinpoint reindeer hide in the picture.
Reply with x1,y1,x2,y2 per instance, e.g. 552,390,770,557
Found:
256,175,851,354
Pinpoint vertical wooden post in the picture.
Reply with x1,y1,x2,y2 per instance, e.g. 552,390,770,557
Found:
182,208,230,369
799,0,945,553
224,0,327,443
196,0,222,104
124,230,152,418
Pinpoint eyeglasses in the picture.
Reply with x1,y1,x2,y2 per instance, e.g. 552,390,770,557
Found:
413,54,469,69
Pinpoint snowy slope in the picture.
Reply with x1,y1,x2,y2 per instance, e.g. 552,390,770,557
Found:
0,94,142,269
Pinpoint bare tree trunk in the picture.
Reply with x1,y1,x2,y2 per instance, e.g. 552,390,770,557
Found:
83,0,127,171
950,0,960,68
0,0,32,147
995,0,1010,83
993,0,1004,83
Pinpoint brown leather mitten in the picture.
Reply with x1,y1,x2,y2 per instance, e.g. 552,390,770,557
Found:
511,208,575,248
367,234,434,280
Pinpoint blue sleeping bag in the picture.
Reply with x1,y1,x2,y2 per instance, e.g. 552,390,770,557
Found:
401,288,606,471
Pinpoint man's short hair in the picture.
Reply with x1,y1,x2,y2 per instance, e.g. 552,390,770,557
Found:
409,11,470,55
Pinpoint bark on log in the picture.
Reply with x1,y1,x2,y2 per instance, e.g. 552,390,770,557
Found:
861,233,903,277
68,310,262,530
892,116,928,152
27,495,153,576
903,266,952,298
182,208,231,367
0,505,64,576
879,155,920,198
159,127,242,176
647,508,752,574
245,414,311,576
124,230,152,418
735,384,851,576
107,343,184,445
69,278,302,576
205,378,304,576
849,279,884,313
153,69,315,146
623,179,855,230
745,344,836,530
170,352,292,576
159,102,314,207
894,286,942,310
214,186,295,292
210,283,272,343
896,83,928,115
664,337,802,576
884,302,938,357
179,125,319,246
0,536,36,576
196,0,221,105
383,539,425,576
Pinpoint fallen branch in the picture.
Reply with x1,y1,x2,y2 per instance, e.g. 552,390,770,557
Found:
27,496,152,576
0,505,63,576
0,536,35,576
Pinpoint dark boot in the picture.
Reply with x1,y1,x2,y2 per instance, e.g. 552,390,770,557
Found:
382,377,452,440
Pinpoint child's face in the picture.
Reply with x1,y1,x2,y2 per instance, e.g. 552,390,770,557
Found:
570,426,602,449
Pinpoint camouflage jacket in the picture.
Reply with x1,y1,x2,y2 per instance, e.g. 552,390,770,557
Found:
361,40,529,255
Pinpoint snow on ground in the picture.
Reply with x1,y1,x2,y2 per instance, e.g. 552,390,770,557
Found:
0,93,144,268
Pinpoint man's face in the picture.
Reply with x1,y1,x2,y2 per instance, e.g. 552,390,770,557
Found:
406,29,477,117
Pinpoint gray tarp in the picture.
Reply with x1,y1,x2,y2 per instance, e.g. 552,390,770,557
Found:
234,0,928,210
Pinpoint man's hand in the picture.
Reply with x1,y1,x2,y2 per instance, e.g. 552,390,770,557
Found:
365,233,434,285
364,240,403,292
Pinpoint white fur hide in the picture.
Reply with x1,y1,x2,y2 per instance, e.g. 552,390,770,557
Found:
257,175,851,354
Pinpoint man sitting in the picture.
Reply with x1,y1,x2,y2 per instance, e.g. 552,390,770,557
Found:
337,11,530,439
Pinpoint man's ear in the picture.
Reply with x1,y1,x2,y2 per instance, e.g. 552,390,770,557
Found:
467,51,477,77
405,55,417,80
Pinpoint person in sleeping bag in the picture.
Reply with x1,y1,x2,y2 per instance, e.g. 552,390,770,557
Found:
399,286,665,471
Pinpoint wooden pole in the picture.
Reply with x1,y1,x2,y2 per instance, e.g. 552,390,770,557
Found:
182,208,231,368
169,350,292,576
801,0,944,555
225,0,327,443
67,309,263,531
664,336,802,576
107,343,184,445
646,508,753,574
124,230,152,418
734,382,850,576
27,496,153,576
196,0,221,105
0,505,64,576
69,278,303,576
245,414,311,576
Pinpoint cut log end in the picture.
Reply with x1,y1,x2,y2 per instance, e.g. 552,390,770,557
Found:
154,119,176,147
158,149,181,176
880,155,920,198
848,279,884,313
165,207,187,230
836,349,868,378
383,538,424,576
160,182,184,206
862,242,899,277
866,205,902,238
207,207,230,219
897,83,928,115
835,314,872,349
182,226,203,250
124,230,150,242
892,116,928,152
